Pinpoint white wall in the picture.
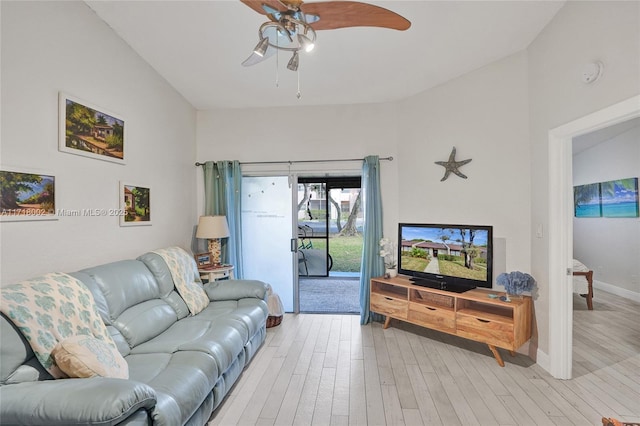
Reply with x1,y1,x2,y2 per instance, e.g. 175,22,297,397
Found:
397,51,531,278
528,0,640,355
196,52,531,278
573,124,640,296
196,103,401,240
1,1,197,284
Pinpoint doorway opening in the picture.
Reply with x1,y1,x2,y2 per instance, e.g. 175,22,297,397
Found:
571,117,640,378
297,176,362,313
547,94,640,379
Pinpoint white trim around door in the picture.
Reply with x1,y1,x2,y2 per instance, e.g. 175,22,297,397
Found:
547,94,640,379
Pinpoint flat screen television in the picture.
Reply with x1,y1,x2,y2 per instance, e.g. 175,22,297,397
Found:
397,223,493,293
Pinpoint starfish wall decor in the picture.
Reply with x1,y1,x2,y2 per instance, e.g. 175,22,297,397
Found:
435,147,472,181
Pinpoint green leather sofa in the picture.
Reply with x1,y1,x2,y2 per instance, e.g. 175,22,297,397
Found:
0,251,269,425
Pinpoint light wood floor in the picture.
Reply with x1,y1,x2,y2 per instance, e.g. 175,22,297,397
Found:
209,290,640,425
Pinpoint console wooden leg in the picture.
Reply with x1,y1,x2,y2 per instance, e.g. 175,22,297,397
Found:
383,316,392,329
488,345,505,367
509,350,516,357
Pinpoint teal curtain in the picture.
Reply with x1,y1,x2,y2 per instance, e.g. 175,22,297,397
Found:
203,160,244,278
359,155,385,324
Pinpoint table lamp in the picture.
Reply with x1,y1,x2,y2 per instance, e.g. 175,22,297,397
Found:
195,215,230,266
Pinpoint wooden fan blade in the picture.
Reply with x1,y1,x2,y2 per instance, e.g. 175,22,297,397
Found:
302,1,411,31
239,0,288,16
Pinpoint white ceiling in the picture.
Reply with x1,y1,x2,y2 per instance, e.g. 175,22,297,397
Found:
86,0,565,110
573,117,640,155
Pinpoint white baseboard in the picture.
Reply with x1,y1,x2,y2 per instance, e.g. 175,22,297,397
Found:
593,280,640,303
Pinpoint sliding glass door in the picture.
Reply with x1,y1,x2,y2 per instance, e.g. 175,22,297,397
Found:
241,175,362,314
241,176,296,311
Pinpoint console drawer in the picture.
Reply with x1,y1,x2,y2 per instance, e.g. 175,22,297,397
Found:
456,312,514,349
408,303,455,333
371,293,407,319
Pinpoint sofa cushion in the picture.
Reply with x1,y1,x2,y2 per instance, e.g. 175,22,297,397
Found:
0,377,156,426
193,299,268,339
0,315,52,385
69,271,113,325
52,335,128,379
80,260,180,349
150,247,210,316
114,300,178,348
130,317,245,375
1,314,33,383
80,260,164,320
126,351,218,425
204,279,268,301
138,252,191,319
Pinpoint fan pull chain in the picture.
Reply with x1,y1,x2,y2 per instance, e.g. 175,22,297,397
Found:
274,33,279,88
297,66,301,99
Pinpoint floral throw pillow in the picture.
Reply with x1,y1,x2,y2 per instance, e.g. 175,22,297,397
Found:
52,335,128,379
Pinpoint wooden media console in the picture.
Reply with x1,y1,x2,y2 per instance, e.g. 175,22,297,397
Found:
370,276,532,367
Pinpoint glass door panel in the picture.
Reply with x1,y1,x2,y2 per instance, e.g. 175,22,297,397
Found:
297,181,330,277
328,186,363,278
241,176,295,311
297,176,362,314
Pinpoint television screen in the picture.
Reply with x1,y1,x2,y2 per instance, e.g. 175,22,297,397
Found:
397,223,493,293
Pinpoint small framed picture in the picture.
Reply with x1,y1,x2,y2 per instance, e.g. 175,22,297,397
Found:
59,92,126,164
119,182,151,226
1,167,57,222
194,252,213,268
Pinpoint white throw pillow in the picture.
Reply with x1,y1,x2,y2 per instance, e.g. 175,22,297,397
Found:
51,335,128,379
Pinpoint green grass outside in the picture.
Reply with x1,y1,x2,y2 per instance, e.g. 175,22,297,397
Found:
329,235,363,272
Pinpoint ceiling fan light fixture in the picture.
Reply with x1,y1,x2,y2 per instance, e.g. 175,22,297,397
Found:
240,0,411,98
287,51,299,71
297,33,314,52
253,37,269,57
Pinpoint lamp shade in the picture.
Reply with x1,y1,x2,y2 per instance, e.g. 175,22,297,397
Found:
195,215,230,239
253,37,269,57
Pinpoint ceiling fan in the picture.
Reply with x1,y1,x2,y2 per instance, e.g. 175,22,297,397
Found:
240,0,411,71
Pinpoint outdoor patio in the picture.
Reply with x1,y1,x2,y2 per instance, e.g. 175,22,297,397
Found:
299,277,360,314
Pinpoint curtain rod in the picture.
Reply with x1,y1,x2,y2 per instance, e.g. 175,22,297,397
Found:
195,156,393,167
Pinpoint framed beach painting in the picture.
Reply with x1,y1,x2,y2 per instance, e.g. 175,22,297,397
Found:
574,182,601,217
120,182,151,226
601,177,639,218
0,168,57,221
59,92,126,164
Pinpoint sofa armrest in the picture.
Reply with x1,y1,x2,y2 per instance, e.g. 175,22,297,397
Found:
0,378,156,425
204,279,268,301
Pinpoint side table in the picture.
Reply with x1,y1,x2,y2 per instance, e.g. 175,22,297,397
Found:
199,265,234,283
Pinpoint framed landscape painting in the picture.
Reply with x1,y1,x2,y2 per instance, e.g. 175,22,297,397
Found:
574,182,601,217
0,168,57,221
120,182,151,226
601,177,639,218
59,92,125,164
